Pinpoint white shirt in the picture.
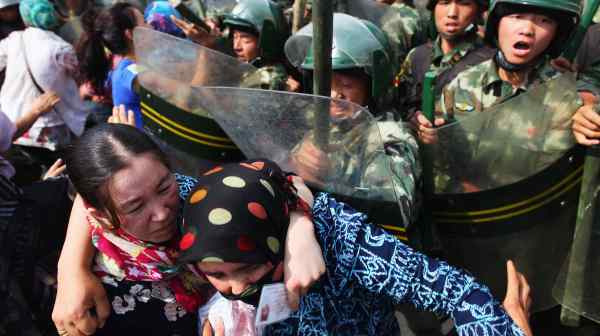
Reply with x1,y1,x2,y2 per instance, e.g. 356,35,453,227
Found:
0,27,92,140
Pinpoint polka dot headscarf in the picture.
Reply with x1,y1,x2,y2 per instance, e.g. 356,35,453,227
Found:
178,160,299,266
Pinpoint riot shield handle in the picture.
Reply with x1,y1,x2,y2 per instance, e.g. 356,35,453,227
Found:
421,71,436,123
562,0,600,62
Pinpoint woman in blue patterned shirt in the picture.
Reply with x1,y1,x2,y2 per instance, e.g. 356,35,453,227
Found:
178,159,532,336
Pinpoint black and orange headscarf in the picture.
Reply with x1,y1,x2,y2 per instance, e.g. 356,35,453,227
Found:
177,159,306,266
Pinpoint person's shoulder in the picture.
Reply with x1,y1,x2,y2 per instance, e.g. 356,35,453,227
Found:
258,63,288,77
374,118,414,142
446,58,493,93
312,192,366,234
391,3,420,20
242,63,288,90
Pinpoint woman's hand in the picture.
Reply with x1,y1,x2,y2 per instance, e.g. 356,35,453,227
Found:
572,104,600,146
284,211,325,311
52,269,111,336
108,105,136,126
43,158,66,180
30,91,61,117
410,111,445,144
502,260,533,336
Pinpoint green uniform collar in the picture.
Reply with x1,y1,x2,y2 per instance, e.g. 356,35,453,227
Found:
431,31,483,67
482,56,555,96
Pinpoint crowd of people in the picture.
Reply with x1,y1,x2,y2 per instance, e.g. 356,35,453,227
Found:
0,0,599,335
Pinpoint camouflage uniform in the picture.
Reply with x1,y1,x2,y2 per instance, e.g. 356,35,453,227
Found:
301,113,422,238
288,13,423,238
395,31,491,119
380,2,428,66
223,0,291,91
440,58,572,119
241,62,288,90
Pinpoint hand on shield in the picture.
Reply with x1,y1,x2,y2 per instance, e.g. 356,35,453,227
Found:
291,140,331,187
108,105,136,126
502,260,533,336
572,104,600,146
171,15,218,48
411,111,445,144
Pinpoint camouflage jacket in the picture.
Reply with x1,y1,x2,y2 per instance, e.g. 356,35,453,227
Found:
380,3,428,68
240,62,288,91
324,114,422,233
434,60,581,194
440,57,566,120
395,32,488,119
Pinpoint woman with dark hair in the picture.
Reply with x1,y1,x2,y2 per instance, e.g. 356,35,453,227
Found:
76,3,147,127
52,123,324,336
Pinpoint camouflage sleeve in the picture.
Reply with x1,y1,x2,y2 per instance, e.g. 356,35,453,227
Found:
577,60,600,96
381,15,412,70
395,49,418,120
373,120,422,226
240,64,288,91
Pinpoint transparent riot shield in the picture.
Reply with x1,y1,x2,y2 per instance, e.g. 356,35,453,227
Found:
134,27,255,87
553,147,600,324
133,27,256,175
345,0,424,65
185,86,407,236
429,73,583,312
285,13,390,69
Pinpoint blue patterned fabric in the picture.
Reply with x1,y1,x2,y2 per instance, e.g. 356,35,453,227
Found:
265,193,525,336
175,173,198,231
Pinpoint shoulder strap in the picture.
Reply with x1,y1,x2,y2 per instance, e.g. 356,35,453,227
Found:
411,42,434,86
434,46,496,95
20,32,46,95
19,32,64,123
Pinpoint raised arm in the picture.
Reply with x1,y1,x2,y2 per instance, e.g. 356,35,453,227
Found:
313,193,530,336
52,195,110,336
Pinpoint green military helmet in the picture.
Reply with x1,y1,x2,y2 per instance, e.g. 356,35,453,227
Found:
426,0,489,11
223,0,290,61
286,13,394,103
485,0,581,57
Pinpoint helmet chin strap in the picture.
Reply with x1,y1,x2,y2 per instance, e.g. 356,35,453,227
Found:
494,49,536,72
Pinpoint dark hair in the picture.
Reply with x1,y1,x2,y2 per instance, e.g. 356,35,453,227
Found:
65,124,170,224
75,3,138,93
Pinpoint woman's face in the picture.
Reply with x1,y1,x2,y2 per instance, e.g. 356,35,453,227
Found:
434,0,479,40
106,153,179,243
197,261,279,296
498,13,557,65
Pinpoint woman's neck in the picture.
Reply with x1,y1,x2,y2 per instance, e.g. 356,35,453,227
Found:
498,67,530,88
